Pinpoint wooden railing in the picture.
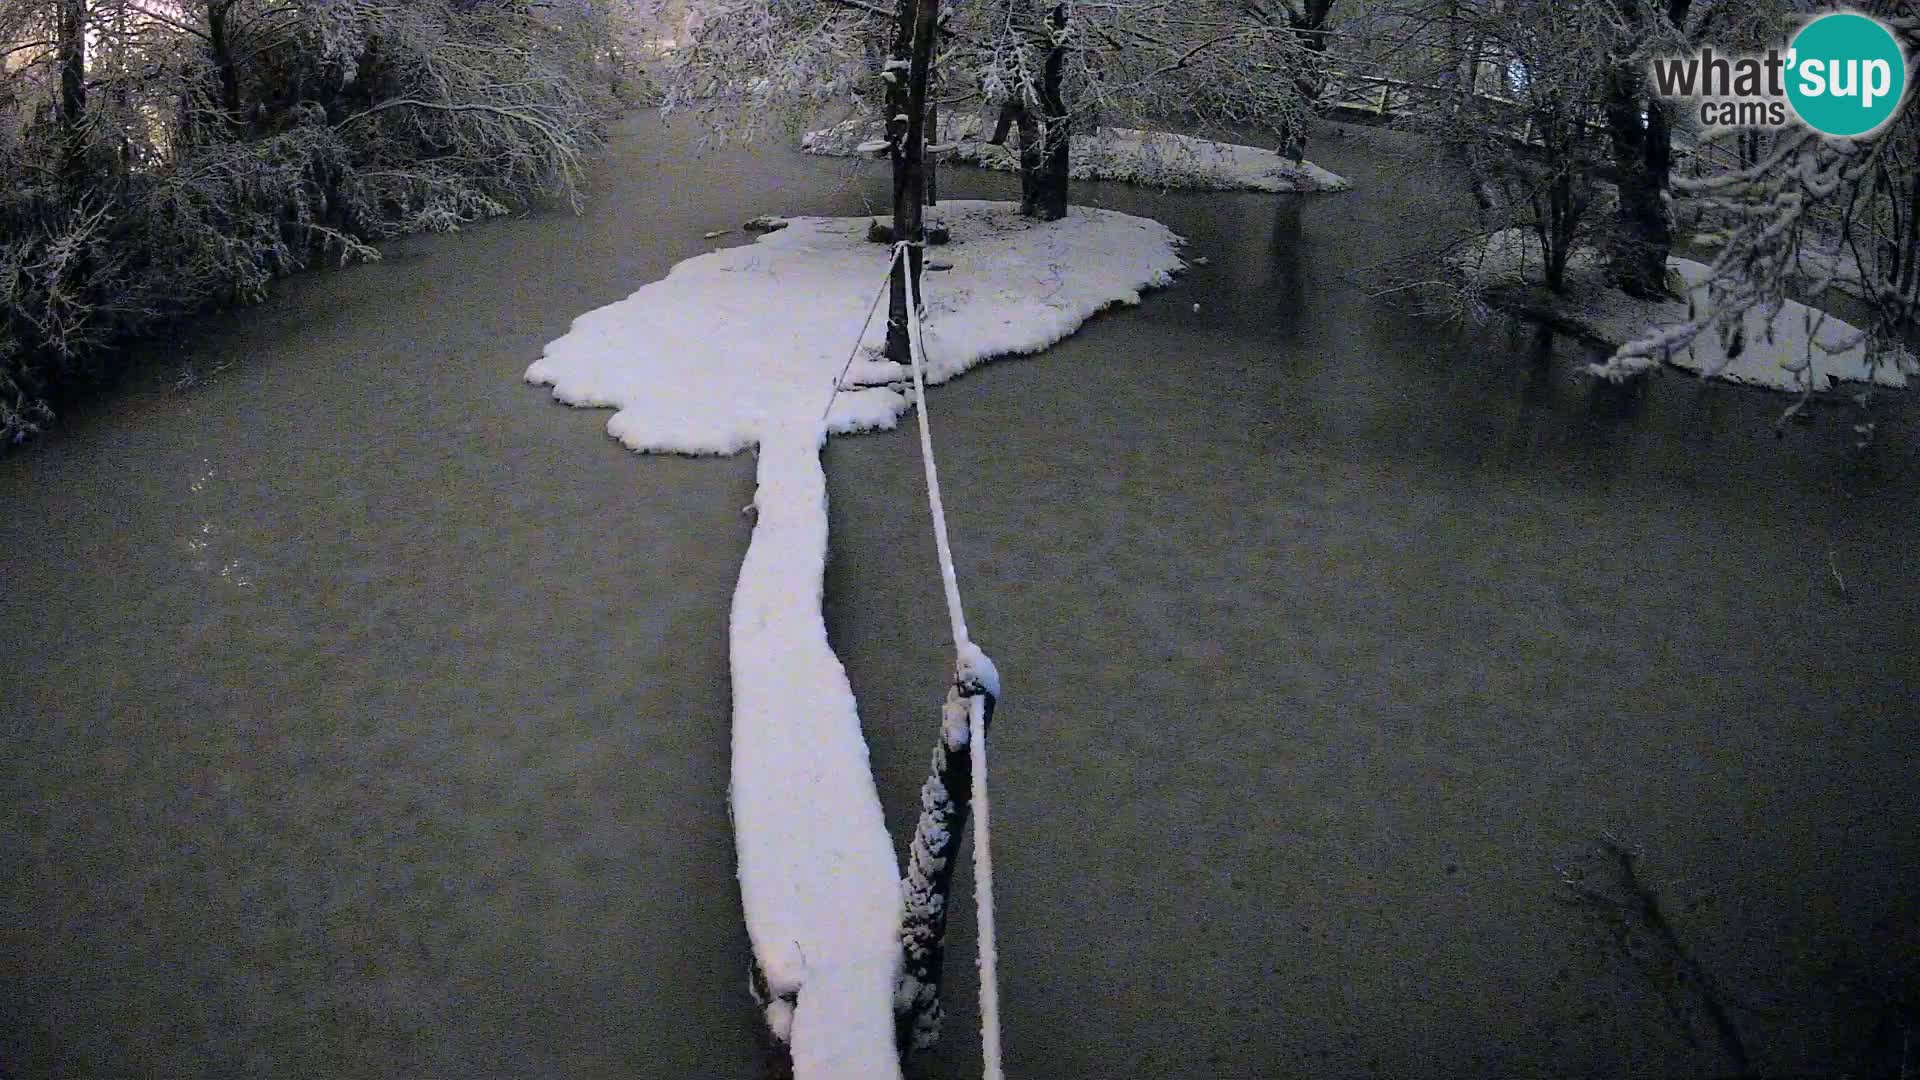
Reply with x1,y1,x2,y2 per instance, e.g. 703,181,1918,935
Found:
1322,64,1854,249
1318,67,1603,147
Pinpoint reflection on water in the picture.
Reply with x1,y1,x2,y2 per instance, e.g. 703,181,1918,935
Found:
1268,196,1306,341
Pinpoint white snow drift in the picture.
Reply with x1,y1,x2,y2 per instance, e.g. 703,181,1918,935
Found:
527,201,1183,1079
804,115,1352,193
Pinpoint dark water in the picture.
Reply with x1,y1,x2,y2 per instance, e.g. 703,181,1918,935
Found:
4,113,1917,1079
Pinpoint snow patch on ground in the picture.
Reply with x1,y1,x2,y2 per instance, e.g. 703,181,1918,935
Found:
803,115,1351,193
526,200,1184,1079
1457,228,1913,392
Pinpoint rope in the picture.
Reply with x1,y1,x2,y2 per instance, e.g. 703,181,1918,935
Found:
819,252,906,425
898,242,970,651
966,689,1001,1078
899,242,1003,1080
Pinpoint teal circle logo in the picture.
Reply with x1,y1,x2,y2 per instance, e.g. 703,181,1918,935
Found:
1787,13,1907,137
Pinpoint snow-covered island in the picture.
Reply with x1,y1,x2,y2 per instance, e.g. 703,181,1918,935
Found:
803,115,1352,194
1455,228,1916,393
526,201,1183,1079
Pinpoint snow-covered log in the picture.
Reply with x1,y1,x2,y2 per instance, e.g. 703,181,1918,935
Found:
895,677,997,1051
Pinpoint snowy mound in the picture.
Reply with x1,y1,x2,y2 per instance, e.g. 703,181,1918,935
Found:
1456,228,1913,393
803,116,1352,194
527,201,1183,1079
529,200,1186,452
1662,259,1912,391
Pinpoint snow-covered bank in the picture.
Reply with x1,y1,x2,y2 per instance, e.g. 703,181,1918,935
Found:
1687,228,1883,306
1457,229,1914,392
526,201,1184,1078
803,115,1351,193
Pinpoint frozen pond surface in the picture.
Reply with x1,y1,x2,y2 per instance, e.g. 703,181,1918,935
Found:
3,112,1917,1078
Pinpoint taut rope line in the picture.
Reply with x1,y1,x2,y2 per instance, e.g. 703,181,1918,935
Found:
813,240,1006,1080
899,242,1004,1080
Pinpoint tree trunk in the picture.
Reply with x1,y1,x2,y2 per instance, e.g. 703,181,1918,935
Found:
925,97,938,206
1034,4,1070,222
1287,0,1336,103
207,1,244,130
1544,165,1577,293
57,0,87,191
1604,0,1690,299
883,0,913,362
1604,76,1673,298
886,0,939,364
1014,102,1043,216
1894,166,1920,337
989,100,1015,145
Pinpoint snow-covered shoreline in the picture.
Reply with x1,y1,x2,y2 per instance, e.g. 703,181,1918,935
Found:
526,201,1184,1078
1456,229,1914,393
803,115,1352,194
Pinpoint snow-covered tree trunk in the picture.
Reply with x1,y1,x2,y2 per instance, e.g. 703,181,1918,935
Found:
895,680,996,1053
